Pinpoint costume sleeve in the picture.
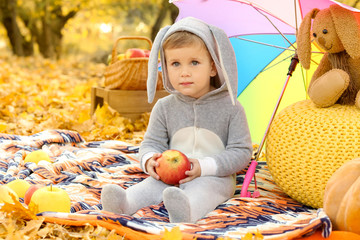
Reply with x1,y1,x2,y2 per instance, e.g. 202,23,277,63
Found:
139,99,169,172
200,104,253,177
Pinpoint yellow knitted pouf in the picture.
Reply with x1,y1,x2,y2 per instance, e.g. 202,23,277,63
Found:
266,99,360,209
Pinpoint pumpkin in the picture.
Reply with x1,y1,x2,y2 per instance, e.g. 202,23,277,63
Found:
323,158,360,233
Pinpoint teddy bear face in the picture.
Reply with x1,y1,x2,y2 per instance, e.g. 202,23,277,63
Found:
312,9,345,54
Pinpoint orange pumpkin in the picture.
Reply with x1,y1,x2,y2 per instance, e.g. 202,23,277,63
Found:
323,158,360,234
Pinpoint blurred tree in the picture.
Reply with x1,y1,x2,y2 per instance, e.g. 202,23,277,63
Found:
0,0,81,59
0,0,33,56
338,0,360,7
150,0,178,41
0,0,178,59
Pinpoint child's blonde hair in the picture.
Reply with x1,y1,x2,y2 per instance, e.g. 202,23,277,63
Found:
163,31,220,88
163,31,206,50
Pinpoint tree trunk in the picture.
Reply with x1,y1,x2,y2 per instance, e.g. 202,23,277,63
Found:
150,0,178,41
37,4,77,59
353,0,360,7
39,0,55,58
0,0,33,56
1,0,78,59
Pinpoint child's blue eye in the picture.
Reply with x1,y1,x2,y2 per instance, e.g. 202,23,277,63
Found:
192,61,199,65
172,62,180,67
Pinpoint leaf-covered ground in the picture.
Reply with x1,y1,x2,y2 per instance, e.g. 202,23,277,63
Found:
0,55,149,240
0,54,149,145
0,55,264,240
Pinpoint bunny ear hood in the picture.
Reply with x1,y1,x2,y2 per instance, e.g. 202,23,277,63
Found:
147,17,238,105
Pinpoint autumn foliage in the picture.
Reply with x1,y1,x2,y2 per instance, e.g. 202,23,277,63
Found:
0,55,149,144
0,55,266,239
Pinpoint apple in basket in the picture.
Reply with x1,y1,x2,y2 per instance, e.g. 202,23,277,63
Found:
144,49,150,57
29,185,71,213
155,150,191,185
125,48,146,58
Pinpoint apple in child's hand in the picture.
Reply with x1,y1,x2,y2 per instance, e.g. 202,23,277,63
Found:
29,185,71,213
155,150,191,185
24,184,42,205
125,48,146,58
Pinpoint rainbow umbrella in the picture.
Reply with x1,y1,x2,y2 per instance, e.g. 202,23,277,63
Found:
172,0,354,146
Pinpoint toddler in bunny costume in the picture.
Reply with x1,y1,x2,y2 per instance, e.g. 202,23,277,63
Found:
101,17,252,223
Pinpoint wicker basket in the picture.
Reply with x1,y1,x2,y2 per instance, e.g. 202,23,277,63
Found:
104,36,163,90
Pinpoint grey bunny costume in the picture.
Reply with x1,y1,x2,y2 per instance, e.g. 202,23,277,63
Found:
101,17,253,223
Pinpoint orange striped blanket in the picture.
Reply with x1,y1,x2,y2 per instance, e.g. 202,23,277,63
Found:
0,130,331,239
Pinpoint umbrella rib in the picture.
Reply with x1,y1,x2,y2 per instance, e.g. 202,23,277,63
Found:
251,5,297,50
235,37,324,57
235,37,295,51
294,0,299,35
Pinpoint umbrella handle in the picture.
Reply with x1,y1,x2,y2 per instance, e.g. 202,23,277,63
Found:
240,160,259,198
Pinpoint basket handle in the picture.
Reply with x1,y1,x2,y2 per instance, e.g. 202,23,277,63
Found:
111,36,152,64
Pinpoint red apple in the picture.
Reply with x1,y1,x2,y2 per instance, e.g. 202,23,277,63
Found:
24,185,42,205
144,50,150,57
155,150,191,185
125,48,146,58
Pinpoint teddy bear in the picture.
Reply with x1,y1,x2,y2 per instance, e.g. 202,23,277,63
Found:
297,4,360,108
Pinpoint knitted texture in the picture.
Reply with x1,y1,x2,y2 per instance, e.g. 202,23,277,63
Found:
266,99,360,208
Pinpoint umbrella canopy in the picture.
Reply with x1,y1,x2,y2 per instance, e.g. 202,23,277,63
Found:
172,0,357,143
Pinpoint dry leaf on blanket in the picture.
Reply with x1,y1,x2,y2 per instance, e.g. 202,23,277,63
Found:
242,230,264,240
0,194,38,221
162,226,184,240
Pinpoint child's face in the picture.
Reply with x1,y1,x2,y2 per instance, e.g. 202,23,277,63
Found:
164,42,217,99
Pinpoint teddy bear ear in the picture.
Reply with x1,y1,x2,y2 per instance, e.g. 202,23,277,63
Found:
330,4,360,59
297,8,320,69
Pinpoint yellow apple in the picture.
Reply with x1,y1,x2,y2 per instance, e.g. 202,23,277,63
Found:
29,186,71,213
0,185,19,204
24,150,51,164
117,53,126,61
6,179,31,198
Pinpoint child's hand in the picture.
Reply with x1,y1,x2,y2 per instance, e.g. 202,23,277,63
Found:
145,153,161,180
179,158,201,184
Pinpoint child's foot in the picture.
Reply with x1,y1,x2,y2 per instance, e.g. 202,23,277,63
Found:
101,184,127,215
163,187,191,223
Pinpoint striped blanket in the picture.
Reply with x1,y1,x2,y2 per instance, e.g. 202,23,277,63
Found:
0,130,331,239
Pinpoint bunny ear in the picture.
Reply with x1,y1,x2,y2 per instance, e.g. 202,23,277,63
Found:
208,25,237,105
330,4,360,59
297,8,320,69
147,25,171,103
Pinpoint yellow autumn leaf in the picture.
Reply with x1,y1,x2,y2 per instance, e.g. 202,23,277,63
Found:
254,230,264,239
78,109,91,123
0,192,38,221
216,237,236,240
94,104,113,125
0,122,7,131
243,232,254,240
241,230,264,240
161,226,183,240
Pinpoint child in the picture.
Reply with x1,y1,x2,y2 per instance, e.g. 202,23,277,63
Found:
101,17,253,223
